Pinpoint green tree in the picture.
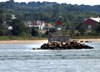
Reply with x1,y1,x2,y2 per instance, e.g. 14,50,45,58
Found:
11,19,26,36
0,9,8,36
0,9,5,26
94,23,100,34
31,28,39,36
0,26,8,36
76,23,87,35
52,4,60,22
5,0,14,9
25,28,32,35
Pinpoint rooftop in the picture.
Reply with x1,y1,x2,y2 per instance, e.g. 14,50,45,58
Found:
90,17,100,22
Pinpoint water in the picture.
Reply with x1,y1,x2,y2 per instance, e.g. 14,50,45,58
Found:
0,42,100,72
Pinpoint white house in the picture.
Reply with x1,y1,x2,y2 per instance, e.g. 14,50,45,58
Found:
24,21,34,27
24,20,46,30
7,26,13,30
34,20,45,30
11,14,16,20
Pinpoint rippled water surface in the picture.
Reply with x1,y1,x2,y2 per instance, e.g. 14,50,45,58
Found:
0,42,100,72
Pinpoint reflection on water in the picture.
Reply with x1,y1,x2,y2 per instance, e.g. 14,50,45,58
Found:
0,42,100,72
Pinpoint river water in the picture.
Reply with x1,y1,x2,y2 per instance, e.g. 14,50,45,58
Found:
0,42,100,72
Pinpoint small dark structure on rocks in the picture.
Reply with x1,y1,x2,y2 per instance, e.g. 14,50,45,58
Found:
48,35,70,42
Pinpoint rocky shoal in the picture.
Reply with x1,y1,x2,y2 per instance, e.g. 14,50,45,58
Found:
33,41,93,50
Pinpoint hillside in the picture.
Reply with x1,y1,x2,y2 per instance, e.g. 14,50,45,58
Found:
0,1,100,28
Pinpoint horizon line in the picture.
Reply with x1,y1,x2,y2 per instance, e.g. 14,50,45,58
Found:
0,0,99,6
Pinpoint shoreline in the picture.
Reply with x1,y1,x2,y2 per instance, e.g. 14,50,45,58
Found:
0,39,100,44
0,40,48,44
71,39,100,42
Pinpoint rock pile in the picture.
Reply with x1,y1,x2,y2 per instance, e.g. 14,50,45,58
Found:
33,41,93,50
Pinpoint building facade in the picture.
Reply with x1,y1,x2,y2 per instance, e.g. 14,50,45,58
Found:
84,17,100,29
24,20,46,30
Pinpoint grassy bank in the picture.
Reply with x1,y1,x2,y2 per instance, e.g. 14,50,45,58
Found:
0,36,47,40
0,35,100,41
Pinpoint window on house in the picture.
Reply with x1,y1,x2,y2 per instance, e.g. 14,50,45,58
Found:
88,25,92,29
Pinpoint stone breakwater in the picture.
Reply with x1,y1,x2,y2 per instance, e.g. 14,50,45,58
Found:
33,41,93,50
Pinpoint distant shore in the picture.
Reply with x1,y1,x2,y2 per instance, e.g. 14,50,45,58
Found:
0,39,100,44
71,39,100,42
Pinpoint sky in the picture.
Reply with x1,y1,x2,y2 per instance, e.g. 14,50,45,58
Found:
0,0,100,5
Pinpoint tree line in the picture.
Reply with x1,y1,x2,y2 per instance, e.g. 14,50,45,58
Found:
0,0,100,37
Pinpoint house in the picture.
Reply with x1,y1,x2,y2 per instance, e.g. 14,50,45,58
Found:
3,22,13,30
34,20,45,30
24,21,34,27
44,23,55,31
24,20,55,30
3,23,13,30
24,20,45,30
2,14,16,30
83,17,100,29
11,14,16,20
7,26,13,30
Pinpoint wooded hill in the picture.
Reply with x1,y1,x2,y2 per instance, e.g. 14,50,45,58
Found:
0,0,100,24
0,0,100,37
